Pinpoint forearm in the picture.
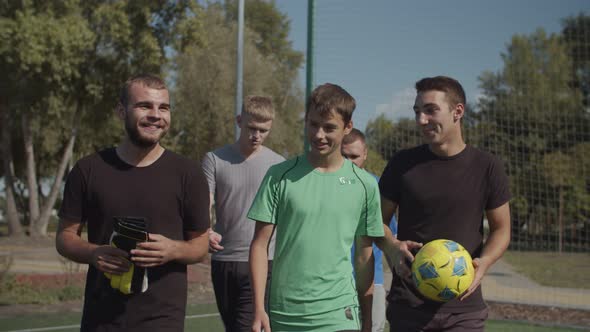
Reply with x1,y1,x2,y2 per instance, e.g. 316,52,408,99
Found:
480,203,511,268
480,223,510,266
355,237,374,330
174,232,208,265
249,239,269,311
209,192,215,225
56,230,97,265
375,196,401,263
374,226,400,263
356,263,374,330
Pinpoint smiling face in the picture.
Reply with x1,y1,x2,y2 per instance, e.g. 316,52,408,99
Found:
306,108,352,159
413,90,463,146
237,113,273,151
118,82,170,148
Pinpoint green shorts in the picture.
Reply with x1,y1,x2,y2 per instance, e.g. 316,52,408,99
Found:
270,305,361,332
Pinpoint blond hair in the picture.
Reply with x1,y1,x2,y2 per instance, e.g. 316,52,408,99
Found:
242,95,275,121
343,128,366,146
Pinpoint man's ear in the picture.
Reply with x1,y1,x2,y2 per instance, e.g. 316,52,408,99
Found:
344,119,353,135
116,102,126,120
453,103,465,122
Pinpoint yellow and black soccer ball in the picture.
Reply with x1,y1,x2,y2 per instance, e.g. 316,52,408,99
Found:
411,239,475,302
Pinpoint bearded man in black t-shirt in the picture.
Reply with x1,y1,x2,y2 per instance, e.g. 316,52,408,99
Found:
56,74,210,331
376,76,511,332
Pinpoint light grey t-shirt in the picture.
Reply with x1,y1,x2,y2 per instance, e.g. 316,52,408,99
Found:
202,144,284,261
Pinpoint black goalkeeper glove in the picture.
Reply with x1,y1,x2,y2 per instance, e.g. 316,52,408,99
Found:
105,216,149,294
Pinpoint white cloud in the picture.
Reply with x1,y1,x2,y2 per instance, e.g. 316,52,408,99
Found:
375,87,415,120
470,91,484,108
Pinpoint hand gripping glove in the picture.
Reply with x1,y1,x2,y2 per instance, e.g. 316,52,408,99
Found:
104,216,149,294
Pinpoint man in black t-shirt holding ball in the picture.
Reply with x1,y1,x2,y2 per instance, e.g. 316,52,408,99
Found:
376,76,511,332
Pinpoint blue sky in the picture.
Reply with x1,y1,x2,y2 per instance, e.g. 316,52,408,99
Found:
275,0,589,131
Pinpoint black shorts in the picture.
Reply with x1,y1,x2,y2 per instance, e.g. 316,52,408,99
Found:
211,260,272,332
387,303,488,332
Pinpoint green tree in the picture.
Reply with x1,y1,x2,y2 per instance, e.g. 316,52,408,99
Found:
565,142,590,244
542,152,576,252
223,0,303,74
364,148,387,177
1,108,21,236
173,3,304,161
562,13,590,108
224,0,304,155
365,115,421,162
0,1,94,236
541,144,590,251
477,28,589,247
0,0,305,237
0,1,188,236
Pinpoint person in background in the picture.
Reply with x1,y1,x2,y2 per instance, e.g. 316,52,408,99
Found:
342,128,397,332
203,95,284,331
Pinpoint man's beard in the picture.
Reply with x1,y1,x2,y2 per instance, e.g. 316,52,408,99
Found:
124,118,167,148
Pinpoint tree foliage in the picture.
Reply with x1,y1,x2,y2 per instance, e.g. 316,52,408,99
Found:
562,13,590,108
363,16,590,251
365,115,421,162
364,148,387,177
0,1,304,237
477,25,590,250
172,2,304,161
0,1,193,235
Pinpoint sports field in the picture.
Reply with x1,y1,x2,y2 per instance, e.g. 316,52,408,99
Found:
0,303,223,332
0,302,583,332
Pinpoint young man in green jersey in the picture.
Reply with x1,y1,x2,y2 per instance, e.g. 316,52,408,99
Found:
249,83,384,332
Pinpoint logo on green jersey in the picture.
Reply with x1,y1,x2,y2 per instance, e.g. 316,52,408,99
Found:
345,307,353,320
339,176,356,185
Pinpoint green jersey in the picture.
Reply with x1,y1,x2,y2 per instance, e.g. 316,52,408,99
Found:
248,155,384,331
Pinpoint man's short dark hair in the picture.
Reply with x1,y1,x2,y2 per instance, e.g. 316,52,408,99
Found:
342,128,366,146
306,83,356,124
415,76,466,108
120,74,167,106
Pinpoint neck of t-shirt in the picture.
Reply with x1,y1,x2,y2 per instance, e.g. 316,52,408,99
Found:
428,129,466,157
306,151,345,173
428,142,467,159
234,141,264,160
116,141,165,167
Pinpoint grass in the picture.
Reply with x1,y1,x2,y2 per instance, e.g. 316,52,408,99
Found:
0,306,583,332
486,320,584,332
184,303,224,331
0,276,83,305
0,243,586,330
502,250,590,289
0,310,82,331
0,303,224,332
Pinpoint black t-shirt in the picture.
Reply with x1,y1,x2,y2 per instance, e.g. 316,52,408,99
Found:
59,148,210,331
379,144,510,313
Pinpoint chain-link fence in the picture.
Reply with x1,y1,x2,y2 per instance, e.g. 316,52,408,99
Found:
311,1,590,312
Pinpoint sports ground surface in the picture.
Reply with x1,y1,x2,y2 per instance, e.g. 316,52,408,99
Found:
1,236,589,331
0,303,584,332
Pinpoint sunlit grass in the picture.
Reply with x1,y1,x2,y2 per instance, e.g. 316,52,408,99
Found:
503,251,590,289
